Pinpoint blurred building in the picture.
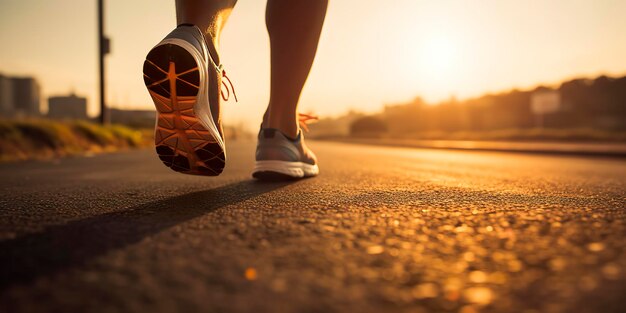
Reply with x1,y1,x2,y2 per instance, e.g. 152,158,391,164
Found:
531,89,561,115
109,108,155,128
0,74,14,116
48,93,88,120
12,77,41,116
0,74,41,117
531,89,562,128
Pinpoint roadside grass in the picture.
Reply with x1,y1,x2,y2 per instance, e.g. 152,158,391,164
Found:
0,119,151,162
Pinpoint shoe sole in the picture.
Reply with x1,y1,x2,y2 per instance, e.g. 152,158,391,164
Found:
252,160,319,180
143,42,225,176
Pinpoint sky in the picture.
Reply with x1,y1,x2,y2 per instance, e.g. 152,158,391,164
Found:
1,0,626,125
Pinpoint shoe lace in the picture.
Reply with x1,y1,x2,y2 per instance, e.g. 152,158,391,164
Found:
217,64,238,102
298,112,318,132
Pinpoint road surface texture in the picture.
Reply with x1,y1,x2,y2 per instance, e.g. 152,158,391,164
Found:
1,141,624,313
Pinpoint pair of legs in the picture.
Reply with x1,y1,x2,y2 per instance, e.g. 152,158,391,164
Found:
176,0,328,138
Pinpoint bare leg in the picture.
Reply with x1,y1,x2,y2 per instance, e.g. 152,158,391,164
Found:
176,0,236,59
264,0,329,137
175,0,237,129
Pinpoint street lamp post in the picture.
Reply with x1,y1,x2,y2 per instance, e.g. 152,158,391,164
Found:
98,0,110,124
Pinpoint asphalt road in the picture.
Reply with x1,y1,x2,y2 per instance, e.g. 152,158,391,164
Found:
1,141,625,313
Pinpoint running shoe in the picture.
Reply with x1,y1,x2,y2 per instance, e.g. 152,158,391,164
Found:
252,128,319,180
143,24,236,175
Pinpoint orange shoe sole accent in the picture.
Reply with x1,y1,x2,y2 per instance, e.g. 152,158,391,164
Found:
143,44,225,176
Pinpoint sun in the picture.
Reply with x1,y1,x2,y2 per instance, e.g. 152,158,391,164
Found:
421,36,458,76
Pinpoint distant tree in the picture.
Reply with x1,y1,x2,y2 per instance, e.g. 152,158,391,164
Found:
339,74,626,135
350,116,388,137
381,97,427,134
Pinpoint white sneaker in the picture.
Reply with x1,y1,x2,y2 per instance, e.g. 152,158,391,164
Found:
143,24,235,175
252,128,319,180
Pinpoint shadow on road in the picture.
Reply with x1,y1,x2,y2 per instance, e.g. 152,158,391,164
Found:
0,180,293,289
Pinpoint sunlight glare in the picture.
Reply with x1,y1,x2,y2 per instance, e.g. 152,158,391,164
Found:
422,36,458,77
